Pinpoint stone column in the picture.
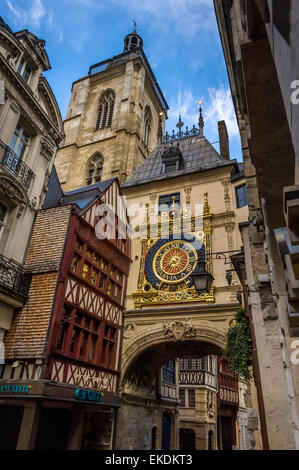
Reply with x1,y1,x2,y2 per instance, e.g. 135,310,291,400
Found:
16,401,40,450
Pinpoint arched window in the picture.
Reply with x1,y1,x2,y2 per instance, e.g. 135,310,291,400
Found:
87,153,103,185
96,90,115,130
144,106,152,147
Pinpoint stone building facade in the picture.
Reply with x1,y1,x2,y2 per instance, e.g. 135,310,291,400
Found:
115,110,251,449
214,0,299,449
55,30,168,190
178,356,217,450
0,18,63,366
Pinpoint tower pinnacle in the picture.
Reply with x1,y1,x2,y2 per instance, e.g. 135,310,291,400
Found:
124,27,143,52
198,101,204,137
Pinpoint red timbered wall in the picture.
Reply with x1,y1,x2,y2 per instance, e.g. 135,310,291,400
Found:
46,182,131,393
217,357,239,412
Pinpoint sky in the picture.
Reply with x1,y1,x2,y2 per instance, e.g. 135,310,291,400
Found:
0,0,242,160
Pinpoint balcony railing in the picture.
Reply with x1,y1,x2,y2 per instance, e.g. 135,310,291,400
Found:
179,369,217,389
1,145,35,189
0,253,32,298
218,386,239,406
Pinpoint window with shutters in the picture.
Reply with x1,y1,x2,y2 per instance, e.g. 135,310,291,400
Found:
96,90,115,130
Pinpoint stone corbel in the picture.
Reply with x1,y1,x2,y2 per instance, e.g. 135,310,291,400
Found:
40,136,55,161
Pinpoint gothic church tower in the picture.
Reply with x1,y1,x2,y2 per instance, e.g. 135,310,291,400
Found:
55,29,168,190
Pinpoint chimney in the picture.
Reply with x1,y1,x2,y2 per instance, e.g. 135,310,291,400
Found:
218,120,230,160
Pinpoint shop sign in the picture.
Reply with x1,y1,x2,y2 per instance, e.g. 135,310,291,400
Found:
0,384,31,393
75,388,104,403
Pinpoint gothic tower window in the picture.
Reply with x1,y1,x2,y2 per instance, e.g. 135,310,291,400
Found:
96,90,115,130
87,153,103,185
144,106,152,148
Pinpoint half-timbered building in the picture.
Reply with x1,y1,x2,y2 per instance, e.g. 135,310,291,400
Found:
0,168,130,450
217,357,239,450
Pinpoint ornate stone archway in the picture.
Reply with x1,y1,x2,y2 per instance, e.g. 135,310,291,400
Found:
121,318,227,387
116,318,229,450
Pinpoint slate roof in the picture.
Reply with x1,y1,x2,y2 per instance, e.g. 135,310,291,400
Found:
43,165,115,210
122,134,239,188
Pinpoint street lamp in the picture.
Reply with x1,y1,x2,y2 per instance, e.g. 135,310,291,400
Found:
190,260,214,294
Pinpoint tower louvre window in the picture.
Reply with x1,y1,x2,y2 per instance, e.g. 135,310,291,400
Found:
96,90,115,130
86,153,103,185
144,106,152,147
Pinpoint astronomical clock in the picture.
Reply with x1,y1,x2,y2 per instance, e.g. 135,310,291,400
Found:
133,193,215,307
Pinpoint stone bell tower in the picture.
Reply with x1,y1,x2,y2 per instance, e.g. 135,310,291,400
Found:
55,29,169,191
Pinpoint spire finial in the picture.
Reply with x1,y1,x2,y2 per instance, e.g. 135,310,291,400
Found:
158,112,163,143
198,100,204,137
176,114,184,137
133,19,137,32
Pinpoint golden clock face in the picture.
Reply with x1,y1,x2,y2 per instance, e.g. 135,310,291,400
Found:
153,240,198,284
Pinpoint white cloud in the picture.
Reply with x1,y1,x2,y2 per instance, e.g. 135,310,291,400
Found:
6,0,46,29
166,85,239,140
74,0,215,40
70,31,92,52
205,86,239,137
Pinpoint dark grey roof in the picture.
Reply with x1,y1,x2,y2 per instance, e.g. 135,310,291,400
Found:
43,166,115,210
122,135,238,188
231,162,244,182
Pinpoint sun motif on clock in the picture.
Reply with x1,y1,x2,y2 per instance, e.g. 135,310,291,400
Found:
152,240,198,284
161,248,188,274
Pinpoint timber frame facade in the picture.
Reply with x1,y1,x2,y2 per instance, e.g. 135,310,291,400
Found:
0,173,131,450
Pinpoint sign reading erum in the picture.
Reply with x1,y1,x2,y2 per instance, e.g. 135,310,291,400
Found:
0,384,31,393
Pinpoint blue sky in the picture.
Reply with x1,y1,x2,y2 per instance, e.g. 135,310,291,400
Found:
1,0,242,160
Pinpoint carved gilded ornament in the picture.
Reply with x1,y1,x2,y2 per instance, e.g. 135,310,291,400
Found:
133,193,215,306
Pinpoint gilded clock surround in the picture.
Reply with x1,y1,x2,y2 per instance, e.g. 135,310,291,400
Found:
133,193,215,307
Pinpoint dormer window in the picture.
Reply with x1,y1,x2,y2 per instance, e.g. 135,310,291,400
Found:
17,57,32,83
165,162,177,173
161,143,184,174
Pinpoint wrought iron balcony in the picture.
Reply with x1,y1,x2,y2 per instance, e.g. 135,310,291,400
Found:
0,253,32,299
1,145,34,189
179,369,217,389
